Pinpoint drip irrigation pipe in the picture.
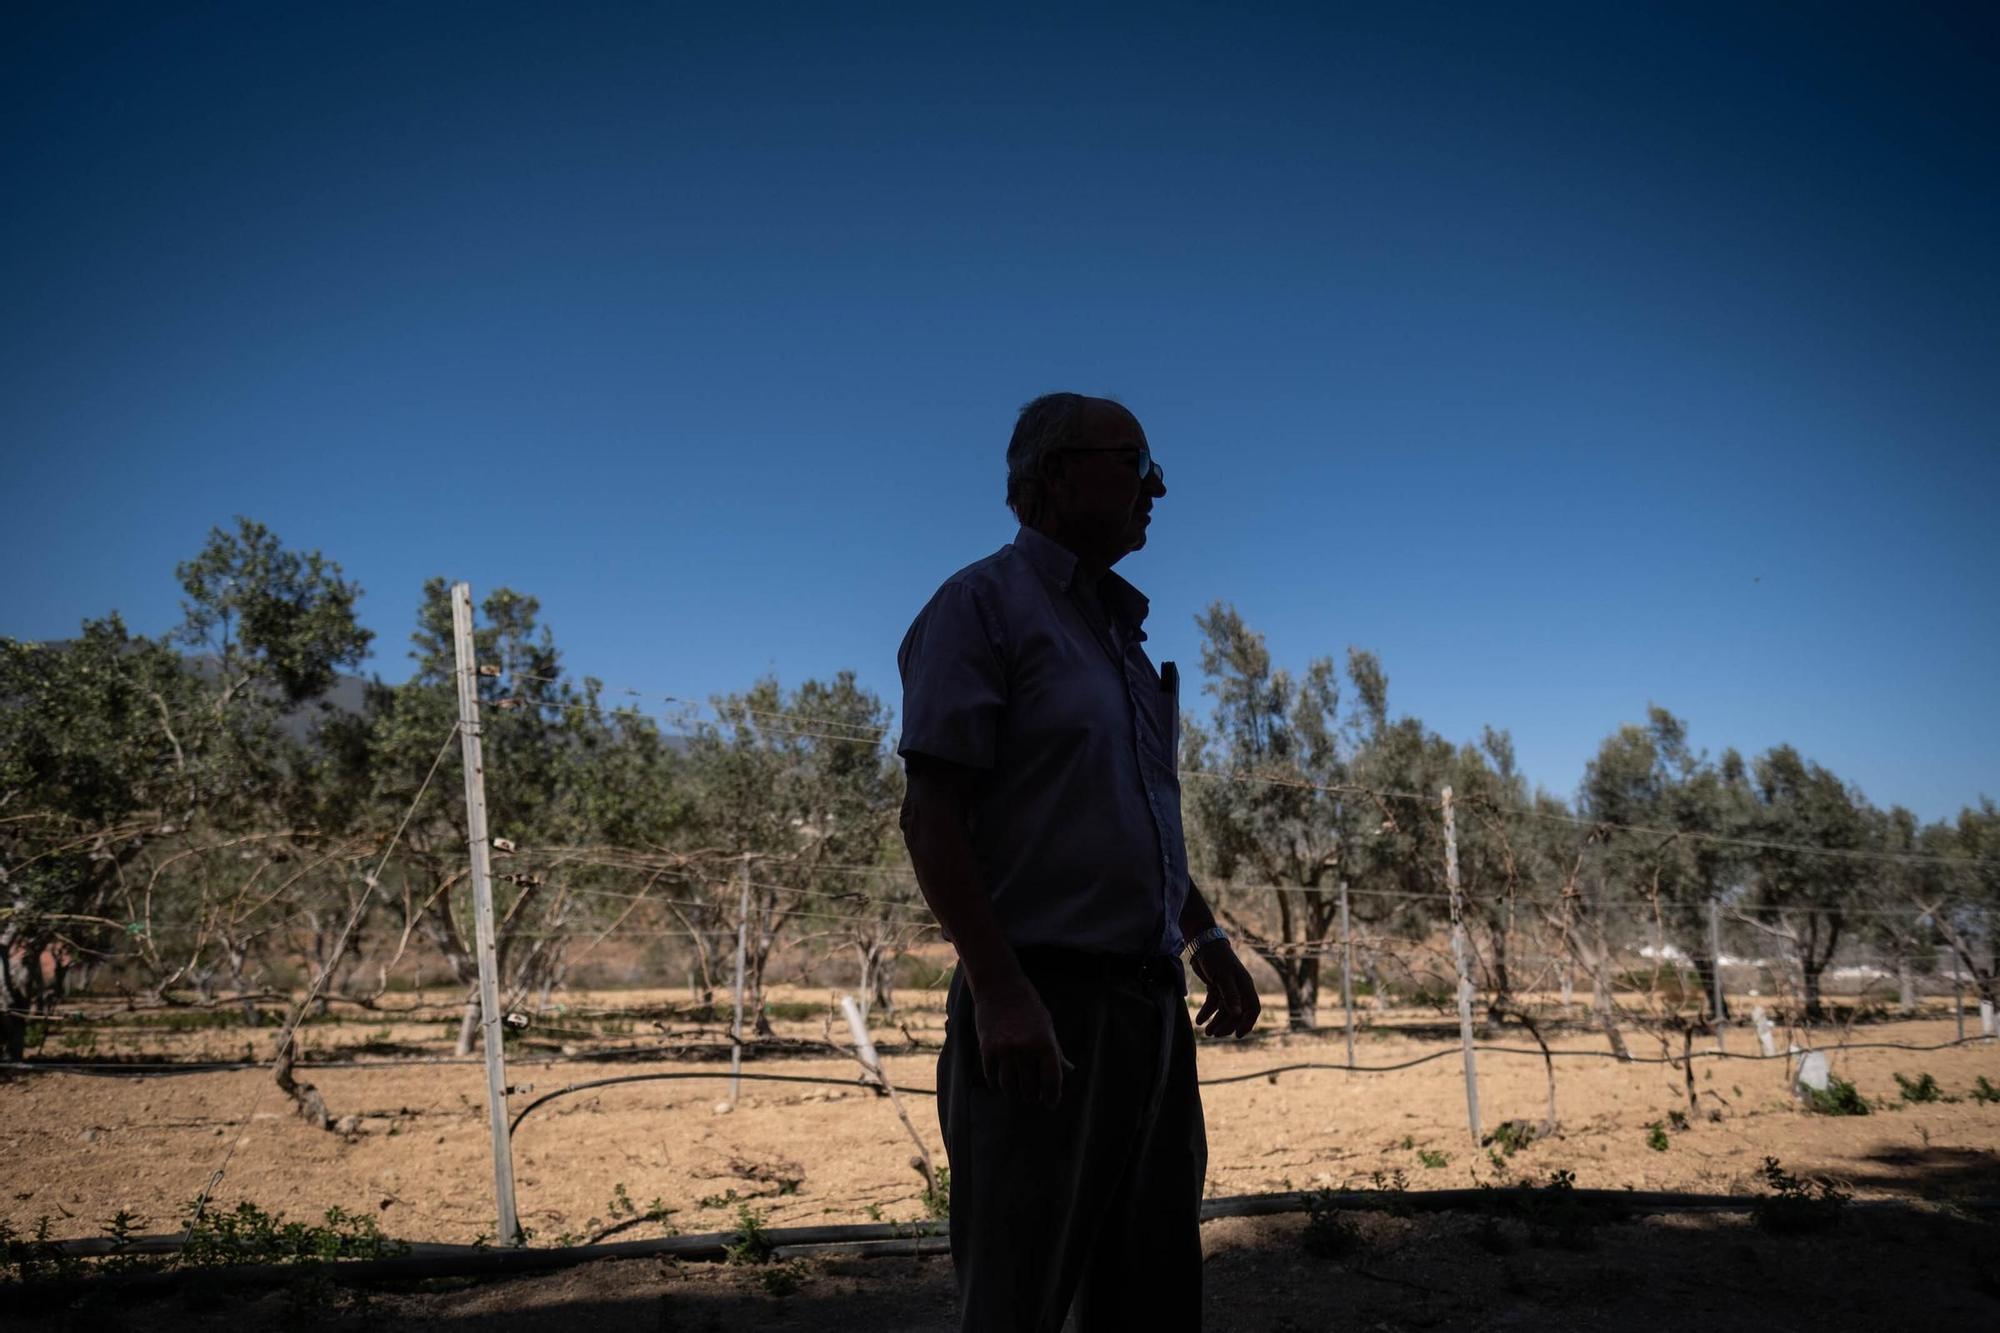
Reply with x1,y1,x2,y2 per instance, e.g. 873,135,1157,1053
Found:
506,1034,1999,1132
6,1032,1990,1103
16,1189,1999,1303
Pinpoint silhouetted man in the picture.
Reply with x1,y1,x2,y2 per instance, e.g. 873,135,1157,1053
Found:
898,392,1261,1332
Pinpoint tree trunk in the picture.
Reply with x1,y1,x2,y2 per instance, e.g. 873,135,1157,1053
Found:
224,939,259,1026
456,988,480,1057
873,954,895,1016
1558,911,1631,1060
1692,951,1728,1021
1801,954,1827,1021
1590,966,1630,1060
1279,957,1320,1032
0,945,25,1062
274,1031,330,1129
1896,954,1917,1014
1483,916,1514,1027
748,928,776,1037
419,891,482,1056
856,939,895,1019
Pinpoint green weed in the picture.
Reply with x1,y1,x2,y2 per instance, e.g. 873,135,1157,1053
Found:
178,1200,407,1266
921,1165,951,1220
1300,1190,1364,1259
1645,1123,1670,1152
1801,1075,1870,1116
724,1205,775,1265
1416,1149,1450,1170
758,1261,806,1297
1893,1072,1943,1104
1752,1157,1850,1235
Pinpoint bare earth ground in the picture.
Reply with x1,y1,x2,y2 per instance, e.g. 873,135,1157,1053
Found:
6,989,1999,1328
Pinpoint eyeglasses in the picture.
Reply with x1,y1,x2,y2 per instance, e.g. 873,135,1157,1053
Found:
1059,443,1164,488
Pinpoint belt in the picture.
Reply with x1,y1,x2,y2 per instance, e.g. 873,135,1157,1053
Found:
1013,946,1183,989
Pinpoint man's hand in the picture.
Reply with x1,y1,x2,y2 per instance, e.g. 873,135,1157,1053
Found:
1191,943,1261,1038
974,974,1068,1107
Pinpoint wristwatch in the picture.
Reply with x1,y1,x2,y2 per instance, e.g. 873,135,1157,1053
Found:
1184,925,1230,958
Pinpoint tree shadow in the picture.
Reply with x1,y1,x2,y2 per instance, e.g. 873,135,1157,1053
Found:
35,1204,2000,1333
1846,1142,2000,1199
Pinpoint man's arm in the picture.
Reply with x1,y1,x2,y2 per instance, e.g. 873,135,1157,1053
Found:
901,754,1068,1105
1181,880,1261,1038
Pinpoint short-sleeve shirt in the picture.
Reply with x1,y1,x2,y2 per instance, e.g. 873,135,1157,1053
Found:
896,526,1191,956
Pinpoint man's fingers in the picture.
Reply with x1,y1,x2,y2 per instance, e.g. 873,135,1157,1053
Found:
1039,1044,1063,1108
1233,977,1262,1037
1195,992,1219,1026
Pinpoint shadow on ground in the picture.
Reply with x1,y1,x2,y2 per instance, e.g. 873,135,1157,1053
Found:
1847,1143,2000,1199
27,1202,2000,1332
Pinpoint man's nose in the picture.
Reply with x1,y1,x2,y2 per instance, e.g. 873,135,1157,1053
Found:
1144,470,1166,499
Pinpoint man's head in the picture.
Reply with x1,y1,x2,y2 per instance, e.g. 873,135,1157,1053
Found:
1005,392,1167,568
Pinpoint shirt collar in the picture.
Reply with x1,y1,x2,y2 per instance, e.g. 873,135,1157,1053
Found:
1012,526,1151,630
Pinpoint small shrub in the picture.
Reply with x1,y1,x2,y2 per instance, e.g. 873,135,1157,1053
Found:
758,1261,806,1297
1752,1157,1850,1235
1646,1123,1670,1153
1300,1191,1364,1259
179,1200,407,1267
0,1215,83,1284
1525,1169,1597,1251
1971,1076,2000,1105
97,1210,147,1274
1484,1120,1536,1156
1801,1076,1870,1116
1893,1072,1943,1105
1417,1149,1450,1170
724,1205,775,1265
921,1165,951,1220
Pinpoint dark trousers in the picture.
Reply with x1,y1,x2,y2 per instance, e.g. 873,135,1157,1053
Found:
938,954,1206,1333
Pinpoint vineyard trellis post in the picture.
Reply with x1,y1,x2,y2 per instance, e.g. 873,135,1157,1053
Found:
730,853,750,1105
450,580,522,1247
1709,899,1725,1051
1442,786,1480,1144
1339,880,1355,1068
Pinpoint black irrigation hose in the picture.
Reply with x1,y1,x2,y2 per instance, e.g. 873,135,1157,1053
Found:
8,1032,1994,1100
19,1188,2000,1304
506,1033,2000,1131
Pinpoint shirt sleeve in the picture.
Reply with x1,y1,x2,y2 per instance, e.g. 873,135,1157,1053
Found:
896,580,1006,770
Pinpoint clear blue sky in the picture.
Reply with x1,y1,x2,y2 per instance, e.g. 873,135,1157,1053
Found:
4,3,1994,821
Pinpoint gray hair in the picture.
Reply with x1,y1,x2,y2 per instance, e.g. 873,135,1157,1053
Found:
1005,392,1094,526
